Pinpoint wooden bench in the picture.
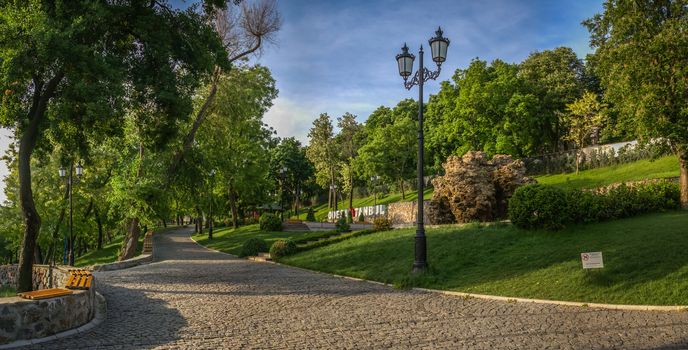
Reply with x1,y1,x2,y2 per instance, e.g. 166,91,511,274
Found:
142,231,154,254
17,288,73,300
65,269,93,290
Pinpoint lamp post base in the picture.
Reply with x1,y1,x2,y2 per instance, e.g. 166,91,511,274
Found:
412,233,427,273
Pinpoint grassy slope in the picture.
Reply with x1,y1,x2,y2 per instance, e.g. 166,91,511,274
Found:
192,224,326,256
74,232,145,267
282,211,688,305
298,156,679,220
535,155,679,190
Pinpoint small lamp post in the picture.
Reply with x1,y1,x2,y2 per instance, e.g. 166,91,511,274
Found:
279,166,287,221
395,27,449,273
370,175,380,208
59,161,84,266
208,169,216,240
330,184,339,221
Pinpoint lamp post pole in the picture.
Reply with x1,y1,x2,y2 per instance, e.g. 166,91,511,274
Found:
68,163,73,266
209,169,215,240
396,27,450,273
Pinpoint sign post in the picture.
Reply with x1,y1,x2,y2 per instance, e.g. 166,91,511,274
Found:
581,252,604,269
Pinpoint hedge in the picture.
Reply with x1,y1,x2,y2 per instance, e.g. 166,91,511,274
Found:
509,181,680,230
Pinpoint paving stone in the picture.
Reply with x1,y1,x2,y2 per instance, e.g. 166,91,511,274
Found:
21,227,688,349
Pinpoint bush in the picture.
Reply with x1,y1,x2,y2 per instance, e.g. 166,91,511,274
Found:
346,210,353,223
335,217,350,232
510,181,680,230
240,238,268,257
372,217,392,231
357,212,365,223
508,184,570,230
259,213,282,231
269,239,297,260
305,208,316,222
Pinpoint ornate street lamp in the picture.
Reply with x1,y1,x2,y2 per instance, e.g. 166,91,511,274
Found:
59,161,84,266
395,27,449,273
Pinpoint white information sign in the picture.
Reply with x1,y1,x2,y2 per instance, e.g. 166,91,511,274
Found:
581,252,604,269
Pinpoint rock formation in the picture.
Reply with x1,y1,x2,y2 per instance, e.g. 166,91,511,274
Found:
428,151,533,224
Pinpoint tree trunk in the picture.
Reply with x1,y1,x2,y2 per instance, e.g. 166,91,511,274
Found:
34,245,43,265
119,217,141,261
229,187,239,229
576,150,581,175
119,142,145,261
94,204,104,250
17,73,63,292
400,179,406,200
679,151,688,209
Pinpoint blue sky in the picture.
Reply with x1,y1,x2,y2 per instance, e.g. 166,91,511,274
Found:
0,0,603,202
249,0,603,142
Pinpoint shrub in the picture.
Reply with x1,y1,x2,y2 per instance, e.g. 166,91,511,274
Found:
335,217,350,232
240,238,268,257
372,217,392,231
346,210,353,223
259,213,282,231
357,212,365,223
305,208,316,222
511,181,680,230
269,239,297,260
508,184,570,230
244,216,258,225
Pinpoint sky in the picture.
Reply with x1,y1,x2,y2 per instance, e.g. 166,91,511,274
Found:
0,0,603,202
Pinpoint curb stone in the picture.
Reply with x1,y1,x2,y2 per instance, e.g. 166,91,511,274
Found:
0,292,107,349
188,233,687,313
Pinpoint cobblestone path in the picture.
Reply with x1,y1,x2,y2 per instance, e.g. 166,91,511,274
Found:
27,227,688,349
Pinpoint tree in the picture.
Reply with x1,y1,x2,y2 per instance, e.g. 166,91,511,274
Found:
198,64,277,228
336,113,364,209
564,92,605,174
358,116,416,199
270,137,314,218
585,0,688,208
519,47,586,152
0,1,226,291
306,114,340,209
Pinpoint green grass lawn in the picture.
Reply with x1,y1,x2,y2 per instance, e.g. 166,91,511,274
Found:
535,155,679,190
74,232,146,267
192,224,327,256
0,285,16,298
282,211,688,305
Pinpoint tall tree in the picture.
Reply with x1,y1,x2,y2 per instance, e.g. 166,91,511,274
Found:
519,47,586,152
0,1,226,291
336,113,364,209
585,0,688,208
270,137,315,218
564,91,605,174
306,114,340,209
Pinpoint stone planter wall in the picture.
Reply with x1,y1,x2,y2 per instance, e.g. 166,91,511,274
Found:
387,201,432,225
0,265,96,345
0,265,71,291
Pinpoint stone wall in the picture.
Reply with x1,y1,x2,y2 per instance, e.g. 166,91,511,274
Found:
387,201,431,225
0,288,95,344
0,265,96,344
584,176,679,193
0,265,70,290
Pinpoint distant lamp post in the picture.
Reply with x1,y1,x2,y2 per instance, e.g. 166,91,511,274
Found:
208,169,216,240
279,166,287,221
59,161,84,266
330,184,339,221
396,27,450,273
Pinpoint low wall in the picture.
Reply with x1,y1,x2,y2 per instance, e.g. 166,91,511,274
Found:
387,201,431,226
0,265,96,344
0,265,70,291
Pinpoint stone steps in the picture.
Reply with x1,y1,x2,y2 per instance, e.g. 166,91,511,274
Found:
282,221,310,232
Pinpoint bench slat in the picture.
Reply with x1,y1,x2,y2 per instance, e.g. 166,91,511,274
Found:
18,288,73,300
